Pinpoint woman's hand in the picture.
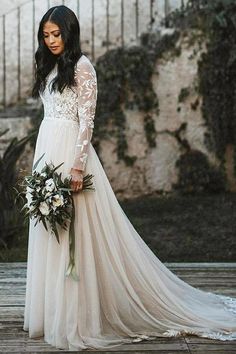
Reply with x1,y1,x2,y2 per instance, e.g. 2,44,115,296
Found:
70,168,84,192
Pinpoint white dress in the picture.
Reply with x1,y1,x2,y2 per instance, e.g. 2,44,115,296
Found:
23,54,236,351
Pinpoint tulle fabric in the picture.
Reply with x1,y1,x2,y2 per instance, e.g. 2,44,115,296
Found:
23,117,236,351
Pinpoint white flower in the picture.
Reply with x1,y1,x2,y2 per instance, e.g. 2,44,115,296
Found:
52,194,64,208
45,178,55,192
39,201,50,215
41,172,47,177
26,187,33,207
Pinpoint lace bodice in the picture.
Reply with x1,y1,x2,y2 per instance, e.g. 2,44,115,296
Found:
40,54,98,171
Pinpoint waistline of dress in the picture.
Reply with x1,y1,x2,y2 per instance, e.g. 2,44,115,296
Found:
43,116,79,124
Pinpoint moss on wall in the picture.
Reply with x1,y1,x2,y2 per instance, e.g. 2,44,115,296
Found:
165,0,236,191
94,31,180,165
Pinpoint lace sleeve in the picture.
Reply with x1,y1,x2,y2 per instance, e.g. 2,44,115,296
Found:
71,58,97,171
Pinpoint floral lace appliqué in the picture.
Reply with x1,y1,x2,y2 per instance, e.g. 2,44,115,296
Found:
40,55,98,172
72,59,97,171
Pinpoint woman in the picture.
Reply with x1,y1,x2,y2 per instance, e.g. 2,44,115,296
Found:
23,5,236,351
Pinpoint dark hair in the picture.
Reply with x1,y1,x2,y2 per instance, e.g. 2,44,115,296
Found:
32,5,83,98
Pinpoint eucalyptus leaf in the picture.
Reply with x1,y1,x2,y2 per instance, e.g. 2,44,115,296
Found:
33,153,45,171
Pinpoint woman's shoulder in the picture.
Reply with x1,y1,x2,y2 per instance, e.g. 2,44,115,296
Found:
75,54,96,73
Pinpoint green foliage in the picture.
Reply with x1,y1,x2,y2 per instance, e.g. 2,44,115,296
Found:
197,1,236,167
94,31,180,165
174,150,226,194
28,104,44,148
178,87,190,103
0,129,33,249
166,0,236,177
120,193,236,262
144,114,157,148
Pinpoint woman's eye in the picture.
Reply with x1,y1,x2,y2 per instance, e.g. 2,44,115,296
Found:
43,33,60,38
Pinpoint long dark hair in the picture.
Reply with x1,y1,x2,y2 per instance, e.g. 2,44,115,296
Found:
32,5,83,97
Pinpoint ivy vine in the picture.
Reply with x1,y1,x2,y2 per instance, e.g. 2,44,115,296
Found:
166,0,236,191
94,31,180,165
197,1,236,173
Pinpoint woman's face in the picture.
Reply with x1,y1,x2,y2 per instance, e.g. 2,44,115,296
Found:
43,21,64,55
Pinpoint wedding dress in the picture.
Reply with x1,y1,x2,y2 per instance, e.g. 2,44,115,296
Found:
23,53,236,351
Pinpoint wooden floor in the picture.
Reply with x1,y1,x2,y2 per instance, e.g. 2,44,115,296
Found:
0,262,236,353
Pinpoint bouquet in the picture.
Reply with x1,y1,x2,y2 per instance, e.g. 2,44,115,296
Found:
15,153,95,281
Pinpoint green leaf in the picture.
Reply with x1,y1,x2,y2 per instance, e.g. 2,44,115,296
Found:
41,217,48,231
33,153,45,170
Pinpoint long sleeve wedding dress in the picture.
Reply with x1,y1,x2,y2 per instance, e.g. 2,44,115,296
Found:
23,54,236,351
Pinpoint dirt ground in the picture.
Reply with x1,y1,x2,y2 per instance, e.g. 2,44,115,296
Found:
1,193,236,262
120,192,236,262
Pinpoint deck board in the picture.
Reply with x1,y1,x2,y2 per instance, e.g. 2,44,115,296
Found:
0,262,235,353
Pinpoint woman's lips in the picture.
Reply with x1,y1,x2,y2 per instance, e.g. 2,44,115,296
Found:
50,46,59,50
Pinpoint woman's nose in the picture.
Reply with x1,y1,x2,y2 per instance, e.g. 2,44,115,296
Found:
49,35,55,44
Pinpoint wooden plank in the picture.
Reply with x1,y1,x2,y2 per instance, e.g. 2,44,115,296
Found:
0,351,190,354
0,263,236,353
185,336,236,344
189,343,236,352
191,352,236,354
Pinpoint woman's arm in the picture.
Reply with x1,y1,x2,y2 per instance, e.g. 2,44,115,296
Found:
70,58,97,191
71,58,97,171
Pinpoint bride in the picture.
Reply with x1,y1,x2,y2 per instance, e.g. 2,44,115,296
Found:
23,4,236,351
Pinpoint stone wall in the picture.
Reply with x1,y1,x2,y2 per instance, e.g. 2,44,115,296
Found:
0,0,183,105
0,117,34,173
1,31,225,199
96,32,215,198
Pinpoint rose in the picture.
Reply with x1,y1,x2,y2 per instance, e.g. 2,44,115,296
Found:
39,201,50,215
52,194,64,208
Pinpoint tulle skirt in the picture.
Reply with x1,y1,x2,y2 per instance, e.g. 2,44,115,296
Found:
23,117,236,351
